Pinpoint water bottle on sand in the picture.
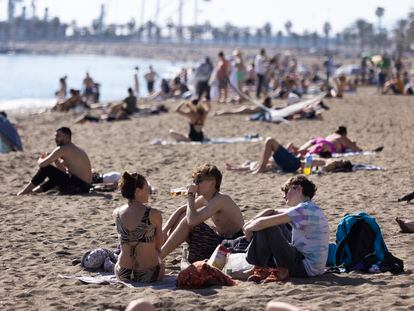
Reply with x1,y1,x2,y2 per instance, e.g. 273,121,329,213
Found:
303,154,313,176
170,187,188,197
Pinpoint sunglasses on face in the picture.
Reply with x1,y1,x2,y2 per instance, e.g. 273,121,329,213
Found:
193,178,203,185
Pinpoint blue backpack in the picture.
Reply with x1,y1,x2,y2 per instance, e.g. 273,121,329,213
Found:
333,212,388,270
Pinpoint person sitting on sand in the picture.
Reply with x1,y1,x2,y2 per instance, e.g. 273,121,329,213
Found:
395,218,414,233
52,89,88,112
225,137,353,174
243,176,329,281
17,127,92,195
214,97,272,116
382,74,405,95
169,99,211,142
161,164,244,263
289,126,362,157
104,87,138,120
114,172,164,283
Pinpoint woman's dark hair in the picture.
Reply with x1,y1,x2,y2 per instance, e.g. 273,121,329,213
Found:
118,172,146,200
263,97,272,108
281,175,317,199
335,126,347,136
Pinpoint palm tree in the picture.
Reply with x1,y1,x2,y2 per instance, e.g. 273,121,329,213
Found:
375,7,384,31
284,20,292,36
323,21,331,49
263,22,272,43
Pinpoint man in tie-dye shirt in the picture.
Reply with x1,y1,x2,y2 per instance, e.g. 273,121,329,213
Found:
244,175,329,278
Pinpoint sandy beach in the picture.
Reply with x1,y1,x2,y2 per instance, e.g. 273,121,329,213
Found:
1,87,414,310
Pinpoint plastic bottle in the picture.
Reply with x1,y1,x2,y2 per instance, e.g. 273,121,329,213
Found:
180,244,190,270
303,153,313,175
170,187,188,197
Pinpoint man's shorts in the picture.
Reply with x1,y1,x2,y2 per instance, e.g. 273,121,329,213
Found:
187,223,243,263
272,145,301,173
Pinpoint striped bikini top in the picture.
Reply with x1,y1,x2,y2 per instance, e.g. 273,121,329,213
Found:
116,207,156,244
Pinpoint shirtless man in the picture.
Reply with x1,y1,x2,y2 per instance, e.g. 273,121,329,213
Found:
82,72,95,99
17,127,92,195
144,66,158,94
161,164,244,263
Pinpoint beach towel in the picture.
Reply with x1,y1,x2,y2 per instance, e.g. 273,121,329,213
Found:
150,135,263,145
58,273,177,289
332,151,377,158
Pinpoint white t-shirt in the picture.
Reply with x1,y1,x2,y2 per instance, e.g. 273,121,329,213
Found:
287,200,329,276
254,54,266,75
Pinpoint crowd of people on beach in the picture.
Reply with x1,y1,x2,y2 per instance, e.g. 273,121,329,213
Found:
10,46,413,310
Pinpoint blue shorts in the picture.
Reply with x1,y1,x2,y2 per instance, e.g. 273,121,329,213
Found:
272,145,301,173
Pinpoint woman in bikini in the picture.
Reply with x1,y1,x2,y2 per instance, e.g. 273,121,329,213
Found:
113,172,164,283
169,99,211,142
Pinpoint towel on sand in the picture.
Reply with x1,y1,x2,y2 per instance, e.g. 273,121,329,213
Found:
59,273,176,290
151,136,263,145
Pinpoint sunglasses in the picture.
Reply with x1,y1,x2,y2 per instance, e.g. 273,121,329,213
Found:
193,178,203,185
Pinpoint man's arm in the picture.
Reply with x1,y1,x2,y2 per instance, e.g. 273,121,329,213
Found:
186,195,220,227
162,196,207,233
175,102,189,116
37,147,64,168
243,212,290,241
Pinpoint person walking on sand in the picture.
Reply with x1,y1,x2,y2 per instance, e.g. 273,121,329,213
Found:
161,164,244,263
133,66,140,97
17,127,92,195
215,51,230,103
194,57,214,102
244,175,329,282
255,48,267,99
144,66,158,95
82,72,95,100
55,75,67,99
114,172,165,283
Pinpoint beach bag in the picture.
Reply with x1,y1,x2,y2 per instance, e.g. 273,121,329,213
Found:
334,212,403,273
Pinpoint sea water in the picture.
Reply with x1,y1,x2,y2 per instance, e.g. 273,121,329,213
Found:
0,53,193,111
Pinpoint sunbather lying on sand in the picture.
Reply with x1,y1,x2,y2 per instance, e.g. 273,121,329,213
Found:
225,137,352,174
287,126,362,157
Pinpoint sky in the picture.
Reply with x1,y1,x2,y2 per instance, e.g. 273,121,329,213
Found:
1,0,414,34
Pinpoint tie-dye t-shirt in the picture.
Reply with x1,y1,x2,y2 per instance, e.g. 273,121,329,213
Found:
287,200,329,276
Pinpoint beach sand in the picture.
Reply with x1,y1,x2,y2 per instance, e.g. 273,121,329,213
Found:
1,87,413,310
